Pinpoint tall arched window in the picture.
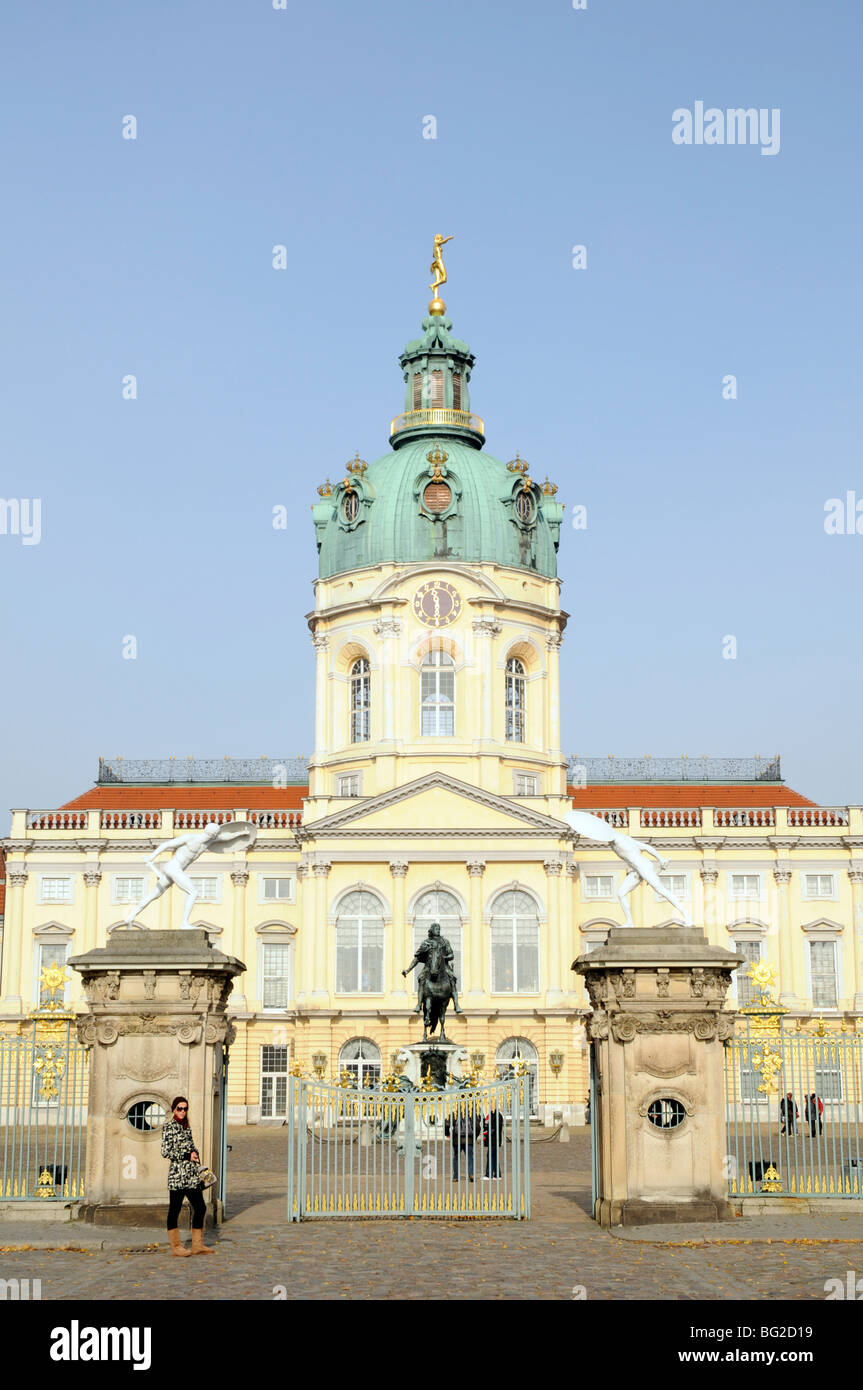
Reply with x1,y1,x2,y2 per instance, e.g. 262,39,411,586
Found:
421,649,455,736
496,1037,539,1117
412,889,463,987
350,658,370,742
505,657,526,742
490,890,539,993
412,372,423,409
452,372,462,410
430,369,444,407
339,1037,381,1089
335,891,384,993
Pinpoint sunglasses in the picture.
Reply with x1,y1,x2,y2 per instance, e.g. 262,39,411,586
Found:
175,1106,188,1112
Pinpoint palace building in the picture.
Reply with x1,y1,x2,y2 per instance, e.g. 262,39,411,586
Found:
2,267,862,1123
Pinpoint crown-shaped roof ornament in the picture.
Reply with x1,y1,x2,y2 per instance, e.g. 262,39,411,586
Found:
541,475,558,497
426,443,449,480
346,452,368,476
507,453,533,492
317,478,333,497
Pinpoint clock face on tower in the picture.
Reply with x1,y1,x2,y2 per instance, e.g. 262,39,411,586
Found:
413,580,462,628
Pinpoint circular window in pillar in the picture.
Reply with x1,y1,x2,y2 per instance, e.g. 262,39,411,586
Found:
515,490,535,525
126,1100,167,1131
341,489,359,524
646,1098,686,1130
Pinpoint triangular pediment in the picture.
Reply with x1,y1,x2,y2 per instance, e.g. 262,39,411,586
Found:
303,772,570,835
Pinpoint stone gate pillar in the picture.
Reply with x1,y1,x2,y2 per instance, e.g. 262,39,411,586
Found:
574,927,741,1228
69,930,245,1225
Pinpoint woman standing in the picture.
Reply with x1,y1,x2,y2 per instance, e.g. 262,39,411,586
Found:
161,1096,213,1257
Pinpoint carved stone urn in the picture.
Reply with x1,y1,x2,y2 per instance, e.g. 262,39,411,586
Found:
69,929,245,1225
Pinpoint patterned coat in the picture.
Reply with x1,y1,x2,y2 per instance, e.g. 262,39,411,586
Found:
161,1120,202,1191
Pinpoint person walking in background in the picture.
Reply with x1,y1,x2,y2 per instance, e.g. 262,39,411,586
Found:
161,1096,213,1257
483,1100,504,1180
780,1092,798,1135
446,1099,480,1181
806,1092,824,1137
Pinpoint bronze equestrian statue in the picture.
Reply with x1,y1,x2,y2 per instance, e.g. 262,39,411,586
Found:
402,922,461,1041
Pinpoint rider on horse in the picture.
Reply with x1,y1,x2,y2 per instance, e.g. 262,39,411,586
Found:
403,922,462,1015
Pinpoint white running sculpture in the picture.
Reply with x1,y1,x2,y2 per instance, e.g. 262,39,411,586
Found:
124,820,257,929
565,809,692,927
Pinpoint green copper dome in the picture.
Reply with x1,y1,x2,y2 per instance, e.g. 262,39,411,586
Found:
312,313,565,580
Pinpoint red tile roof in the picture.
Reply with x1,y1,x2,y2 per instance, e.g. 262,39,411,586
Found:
60,785,308,810
568,784,815,807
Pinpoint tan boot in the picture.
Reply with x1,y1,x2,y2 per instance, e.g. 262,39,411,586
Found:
191,1226,214,1255
168,1228,190,1258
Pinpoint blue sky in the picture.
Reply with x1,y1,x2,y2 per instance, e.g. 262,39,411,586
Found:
1,0,861,807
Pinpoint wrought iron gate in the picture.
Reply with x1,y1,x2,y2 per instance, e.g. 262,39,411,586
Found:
0,1022,88,1200
287,1075,530,1220
589,1041,599,1217
217,1044,229,1216
725,1018,863,1199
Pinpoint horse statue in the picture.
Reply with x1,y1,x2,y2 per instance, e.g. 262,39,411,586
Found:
402,922,461,1042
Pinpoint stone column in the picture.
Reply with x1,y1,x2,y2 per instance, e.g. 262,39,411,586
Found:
773,865,798,1006
698,863,719,938
544,856,564,1005
465,859,486,1005
388,860,410,999
545,633,563,756
849,863,863,1011
82,868,102,956
295,861,314,1005
574,926,741,1228
0,868,28,1014
313,634,330,758
309,861,331,1006
69,930,245,1225
374,619,401,747
229,867,249,1009
471,620,501,753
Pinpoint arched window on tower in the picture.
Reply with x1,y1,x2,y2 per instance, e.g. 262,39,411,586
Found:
412,889,463,988
420,649,455,736
490,890,540,994
350,658,370,743
412,372,423,409
430,370,444,408
452,372,462,410
505,657,526,742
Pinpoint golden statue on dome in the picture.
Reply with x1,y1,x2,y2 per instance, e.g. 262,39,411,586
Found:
429,233,453,315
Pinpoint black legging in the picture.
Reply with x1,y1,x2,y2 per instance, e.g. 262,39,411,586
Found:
167,1186,206,1230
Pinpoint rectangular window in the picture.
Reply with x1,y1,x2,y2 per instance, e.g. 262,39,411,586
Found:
658,874,687,899
430,369,443,408
190,877,219,903
814,1067,843,1103
337,774,361,797
810,940,838,1008
734,940,762,1006
513,773,538,796
584,875,614,900
730,874,761,899
113,876,144,904
261,877,295,903
260,1045,290,1119
420,666,455,736
452,372,462,410
804,873,835,898
261,943,291,1010
37,940,69,1006
412,372,422,409
335,924,383,994
39,878,72,904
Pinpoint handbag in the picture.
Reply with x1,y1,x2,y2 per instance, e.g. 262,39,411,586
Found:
197,1166,218,1190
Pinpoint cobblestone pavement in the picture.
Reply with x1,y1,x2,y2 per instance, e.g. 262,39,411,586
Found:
1,1127,862,1300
